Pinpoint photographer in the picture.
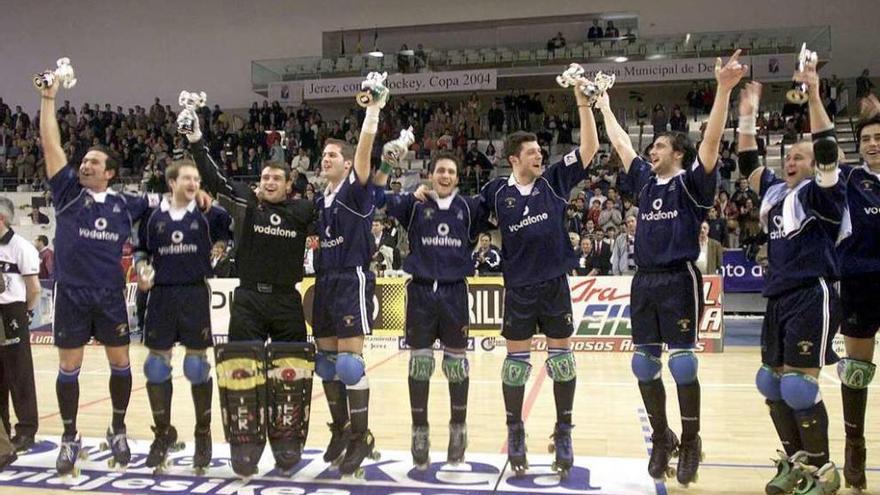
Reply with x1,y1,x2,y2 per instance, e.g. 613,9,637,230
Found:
472,233,502,275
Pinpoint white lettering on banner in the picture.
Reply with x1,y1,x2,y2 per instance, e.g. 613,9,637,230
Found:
302,69,497,100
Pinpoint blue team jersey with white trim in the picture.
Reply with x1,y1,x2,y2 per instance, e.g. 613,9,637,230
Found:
760,168,845,297
385,192,485,281
138,199,232,285
837,165,880,276
50,164,156,288
619,156,718,269
480,148,586,288
315,170,377,272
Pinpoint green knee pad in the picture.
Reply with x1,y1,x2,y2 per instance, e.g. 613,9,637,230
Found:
545,351,577,383
442,355,469,384
502,358,532,387
409,349,435,382
837,358,876,389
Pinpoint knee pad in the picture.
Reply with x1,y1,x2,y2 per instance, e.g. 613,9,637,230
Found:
143,352,172,384
631,346,662,383
502,355,532,387
780,372,820,411
315,351,338,381
545,351,576,383
755,365,782,401
336,352,366,386
442,352,469,384
183,353,212,385
409,349,435,382
668,350,699,385
837,358,876,389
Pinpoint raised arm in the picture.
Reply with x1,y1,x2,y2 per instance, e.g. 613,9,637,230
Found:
796,55,839,186
355,72,389,186
179,108,251,206
699,50,748,172
736,81,765,193
573,84,600,166
595,92,637,172
38,79,65,179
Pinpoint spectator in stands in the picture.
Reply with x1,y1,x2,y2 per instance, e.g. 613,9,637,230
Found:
548,32,566,55
397,44,412,73
622,197,638,219
706,207,727,246
737,197,761,240
290,147,311,172
731,177,758,208
34,235,54,279
290,167,310,197
604,21,620,38
584,197,602,226
590,230,612,275
651,104,668,133
718,148,737,193
473,233,502,275
488,101,505,140
696,221,723,275
29,207,49,225
669,106,688,132
568,232,580,253
414,44,427,71
210,240,235,278
597,199,622,231
687,82,701,121
610,215,637,275
370,218,399,275
574,237,600,276
857,68,875,98
566,203,583,235
587,19,603,40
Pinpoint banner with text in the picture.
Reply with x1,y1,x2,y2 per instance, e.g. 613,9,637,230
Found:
32,275,724,352
301,69,497,100
267,81,305,105
575,54,796,84
721,249,765,293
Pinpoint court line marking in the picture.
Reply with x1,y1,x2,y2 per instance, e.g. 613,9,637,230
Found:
636,407,667,495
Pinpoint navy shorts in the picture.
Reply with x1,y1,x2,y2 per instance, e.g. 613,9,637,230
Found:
53,284,130,349
761,279,841,369
502,275,573,341
313,267,375,339
631,263,703,348
405,279,469,349
144,284,212,351
840,274,880,339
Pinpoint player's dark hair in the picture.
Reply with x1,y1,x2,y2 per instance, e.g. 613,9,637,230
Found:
324,138,354,161
166,159,198,182
87,145,120,174
655,132,696,166
262,161,292,181
429,151,460,173
36,235,49,246
504,131,538,160
856,115,880,141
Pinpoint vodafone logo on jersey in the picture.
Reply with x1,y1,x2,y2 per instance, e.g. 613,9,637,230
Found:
770,214,785,240
640,198,678,222
171,230,184,244
94,217,108,231
270,213,282,226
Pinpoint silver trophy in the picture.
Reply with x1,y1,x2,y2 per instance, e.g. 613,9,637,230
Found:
556,63,615,106
356,71,389,108
33,57,77,90
177,90,207,134
382,126,415,166
786,43,817,104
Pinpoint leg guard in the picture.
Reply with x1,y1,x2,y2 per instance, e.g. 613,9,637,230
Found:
631,347,662,383
756,365,783,402
144,352,172,384
780,372,820,411
668,350,699,385
502,352,531,425
837,358,876,390
337,352,366,387
183,353,211,385
315,351,338,382
214,341,266,477
441,352,469,384
501,355,532,387
266,342,315,471
409,349,436,382
545,351,576,383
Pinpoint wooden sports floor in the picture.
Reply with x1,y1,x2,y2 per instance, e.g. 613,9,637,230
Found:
4,339,879,495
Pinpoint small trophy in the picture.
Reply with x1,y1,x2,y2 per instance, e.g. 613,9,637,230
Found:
786,43,817,104
356,71,389,108
556,63,615,106
33,57,77,90
382,126,415,166
177,90,207,134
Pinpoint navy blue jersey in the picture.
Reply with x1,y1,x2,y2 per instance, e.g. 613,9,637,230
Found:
50,164,157,289
480,149,587,288
385,191,485,281
315,170,377,272
759,168,845,297
619,156,718,269
138,199,232,285
837,165,880,276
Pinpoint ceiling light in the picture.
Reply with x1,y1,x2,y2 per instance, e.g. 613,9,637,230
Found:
614,56,628,63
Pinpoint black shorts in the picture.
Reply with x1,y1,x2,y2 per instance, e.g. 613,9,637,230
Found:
144,284,213,351
405,279,469,350
53,284,130,349
312,267,375,339
761,279,841,369
502,275,573,342
840,274,880,339
228,286,306,343
631,263,703,348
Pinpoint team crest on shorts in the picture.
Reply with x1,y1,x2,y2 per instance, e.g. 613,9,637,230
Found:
460,325,469,336
565,313,573,326
343,315,355,327
116,323,128,336
797,340,814,356
677,318,690,332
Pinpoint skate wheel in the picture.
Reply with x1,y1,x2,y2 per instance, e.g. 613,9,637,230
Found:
415,463,428,471
514,468,526,478
559,469,570,481
354,467,366,479
99,442,109,451
78,450,89,460
547,444,555,454
368,451,381,461
666,467,676,478
72,468,80,477
194,467,207,476
551,461,557,470
107,459,116,468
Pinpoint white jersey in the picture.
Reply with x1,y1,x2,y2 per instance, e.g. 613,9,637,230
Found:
0,229,39,304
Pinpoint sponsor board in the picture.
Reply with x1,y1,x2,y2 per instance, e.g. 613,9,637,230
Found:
721,249,764,293
2,436,655,495
33,276,724,352
300,69,497,101
832,333,880,358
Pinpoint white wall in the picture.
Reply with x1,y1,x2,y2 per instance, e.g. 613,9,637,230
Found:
2,0,878,112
